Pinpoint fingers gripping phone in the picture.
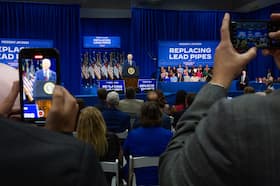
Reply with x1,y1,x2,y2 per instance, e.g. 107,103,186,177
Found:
19,48,60,124
230,20,280,52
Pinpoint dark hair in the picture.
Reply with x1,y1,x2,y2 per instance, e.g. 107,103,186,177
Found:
186,93,196,106
175,90,187,106
126,87,136,99
244,86,255,94
141,101,162,127
97,88,107,100
155,89,167,108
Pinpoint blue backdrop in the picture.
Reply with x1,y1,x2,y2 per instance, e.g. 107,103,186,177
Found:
0,2,81,94
1,2,280,95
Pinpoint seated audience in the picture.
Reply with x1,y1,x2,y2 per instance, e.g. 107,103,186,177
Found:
123,101,173,185
102,91,130,132
77,106,121,185
0,77,107,185
94,88,108,112
159,12,280,186
118,87,144,117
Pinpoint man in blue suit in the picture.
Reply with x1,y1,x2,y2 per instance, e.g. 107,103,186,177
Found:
33,58,57,99
35,58,56,81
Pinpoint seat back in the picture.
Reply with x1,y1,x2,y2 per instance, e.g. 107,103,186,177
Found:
128,155,159,186
100,159,119,186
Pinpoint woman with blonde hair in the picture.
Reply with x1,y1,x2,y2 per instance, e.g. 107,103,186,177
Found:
77,106,120,161
77,106,108,158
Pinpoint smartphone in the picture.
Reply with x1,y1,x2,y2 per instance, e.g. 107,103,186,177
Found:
230,20,280,52
19,48,60,124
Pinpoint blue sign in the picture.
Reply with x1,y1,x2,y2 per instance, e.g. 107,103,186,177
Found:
83,36,121,48
98,80,125,93
23,104,39,119
138,79,157,92
0,38,53,68
158,41,218,67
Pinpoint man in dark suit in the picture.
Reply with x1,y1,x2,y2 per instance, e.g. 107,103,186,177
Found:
0,81,107,186
238,69,249,90
102,91,131,132
35,58,57,81
126,53,136,67
160,13,280,186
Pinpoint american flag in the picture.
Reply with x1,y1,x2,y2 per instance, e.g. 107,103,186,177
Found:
23,73,35,101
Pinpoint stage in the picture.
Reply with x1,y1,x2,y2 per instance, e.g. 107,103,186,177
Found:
76,80,273,106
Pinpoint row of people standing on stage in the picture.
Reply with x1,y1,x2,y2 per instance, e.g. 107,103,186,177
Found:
159,64,212,82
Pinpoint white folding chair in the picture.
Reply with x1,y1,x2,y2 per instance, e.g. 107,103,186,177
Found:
116,129,128,140
128,155,159,186
100,159,119,186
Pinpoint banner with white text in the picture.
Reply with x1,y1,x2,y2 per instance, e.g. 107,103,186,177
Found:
0,38,53,68
158,41,218,67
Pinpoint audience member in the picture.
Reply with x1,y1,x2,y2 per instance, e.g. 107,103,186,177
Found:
238,69,249,90
0,80,107,185
142,90,172,130
118,87,144,116
77,106,121,185
102,91,130,132
94,88,108,112
171,90,187,113
123,101,173,185
244,86,255,94
159,12,280,186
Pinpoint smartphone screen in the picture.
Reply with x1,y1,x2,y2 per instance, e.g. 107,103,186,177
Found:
19,48,60,124
230,20,280,52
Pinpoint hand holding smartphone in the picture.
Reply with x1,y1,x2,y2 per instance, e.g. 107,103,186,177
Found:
19,48,60,124
230,20,280,52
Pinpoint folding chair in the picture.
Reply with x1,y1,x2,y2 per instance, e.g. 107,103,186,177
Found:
116,129,128,140
100,159,119,186
128,155,159,186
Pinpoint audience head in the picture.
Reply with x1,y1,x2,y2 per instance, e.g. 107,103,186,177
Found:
106,91,120,106
77,106,108,158
175,90,187,106
140,101,162,127
244,86,255,94
186,93,196,107
97,88,107,101
125,87,136,99
146,90,158,102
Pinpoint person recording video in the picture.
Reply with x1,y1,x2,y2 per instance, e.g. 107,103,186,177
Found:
160,13,280,186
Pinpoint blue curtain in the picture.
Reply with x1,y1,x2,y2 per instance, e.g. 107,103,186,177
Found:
130,5,280,80
131,8,242,78
0,2,81,94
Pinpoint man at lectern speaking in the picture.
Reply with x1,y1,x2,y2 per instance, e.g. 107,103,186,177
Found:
125,53,136,67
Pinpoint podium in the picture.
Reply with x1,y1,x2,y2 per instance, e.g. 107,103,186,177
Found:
122,65,139,89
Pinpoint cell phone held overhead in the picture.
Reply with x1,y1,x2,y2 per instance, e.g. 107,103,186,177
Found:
18,48,60,125
230,20,280,52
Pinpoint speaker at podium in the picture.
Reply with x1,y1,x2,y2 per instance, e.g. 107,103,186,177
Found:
122,65,139,89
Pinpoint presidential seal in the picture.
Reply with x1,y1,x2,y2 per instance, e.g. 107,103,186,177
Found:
127,66,136,75
43,82,55,95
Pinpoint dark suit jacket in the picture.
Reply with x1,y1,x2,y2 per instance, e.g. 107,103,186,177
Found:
35,69,57,81
0,117,107,186
102,107,130,132
160,83,280,186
